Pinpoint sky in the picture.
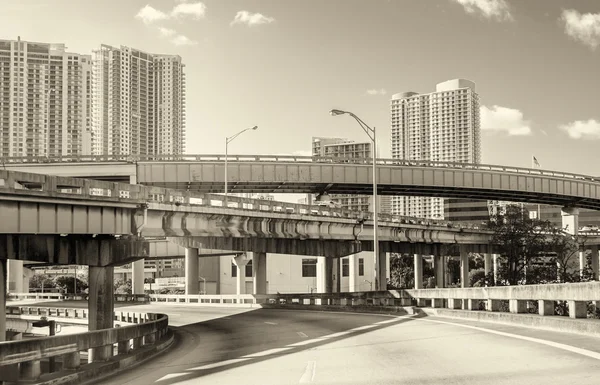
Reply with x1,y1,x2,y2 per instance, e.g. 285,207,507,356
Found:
1,0,599,176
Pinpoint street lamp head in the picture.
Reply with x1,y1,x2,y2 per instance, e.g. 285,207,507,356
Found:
251,125,258,130
329,109,346,117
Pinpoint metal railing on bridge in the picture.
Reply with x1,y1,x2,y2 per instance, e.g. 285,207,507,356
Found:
1,154,598,183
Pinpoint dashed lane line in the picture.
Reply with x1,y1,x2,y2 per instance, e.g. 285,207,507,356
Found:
298,361,317,383
297,331,308,338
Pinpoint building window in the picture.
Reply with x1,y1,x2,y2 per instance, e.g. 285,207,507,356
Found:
302,258,317,277
359,258,364,276
342,258,349,277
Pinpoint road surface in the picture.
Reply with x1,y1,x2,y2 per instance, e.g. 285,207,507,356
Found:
84,305,600,385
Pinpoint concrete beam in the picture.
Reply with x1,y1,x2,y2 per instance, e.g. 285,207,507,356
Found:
0,235,149,267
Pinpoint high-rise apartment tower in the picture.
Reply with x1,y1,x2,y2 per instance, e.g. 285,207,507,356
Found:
91,45,185,156
390,79,481,219
0,37,92,157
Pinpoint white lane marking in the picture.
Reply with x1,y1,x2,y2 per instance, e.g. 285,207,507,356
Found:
243,347,293,358
298,360,317,383
351,324,377,331
265,321,278,325
187,358,250,371
287,338,328,347
297,331,308,338
417,318,600,361
155,373,188,382
320,330,353,339
375,318,401,325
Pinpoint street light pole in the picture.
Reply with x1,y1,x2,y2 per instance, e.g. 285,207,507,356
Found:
225,126,258,204
330,109,380,291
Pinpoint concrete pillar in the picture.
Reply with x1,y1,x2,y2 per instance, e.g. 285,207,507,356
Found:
433,255,444,288
414,254,423,289
561,206,579,235
334,257,341,293
568,300,587,319
591,245,599,280
484,254,492,278
252,252,267,295
7,259,24,293
377,250,387,291
348,254,360,292
444,256,452,286
325,257,333,294
431,299,444,308
579,250,586,278
20,360,41,381
460,246,470,288
131,259,145,295
232,254,250,295
88,266,115,362
185,247,200,295
0,259,6,342
63,352,80,370
316,257,325,293
487,299,501,312
447,298,461,309
509,299,527,314
538,300,555,316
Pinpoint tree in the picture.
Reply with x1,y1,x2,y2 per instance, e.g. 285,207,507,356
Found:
114,279,132,295
54,275,88,294
388,254,434,289
29,274,56,292
488,205,551,285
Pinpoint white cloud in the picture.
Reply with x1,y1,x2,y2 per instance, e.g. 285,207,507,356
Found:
366,89,387,96
561,10,600,50
559,119,600,139
231,11,275,27
480,105,532,136
135,5,169,24
450,0,513,22
158,27,176,37
171,1,206,20
171,34,198,46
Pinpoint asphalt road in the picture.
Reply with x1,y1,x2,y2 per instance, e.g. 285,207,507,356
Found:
82,306,600,385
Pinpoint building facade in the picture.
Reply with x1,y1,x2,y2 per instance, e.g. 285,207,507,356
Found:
390,79,481,219
0,37,92,158
91,45,185,156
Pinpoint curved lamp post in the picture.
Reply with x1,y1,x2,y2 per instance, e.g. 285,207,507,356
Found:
329,109,380,291
225,126,258,203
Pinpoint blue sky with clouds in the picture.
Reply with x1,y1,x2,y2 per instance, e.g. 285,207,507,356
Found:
1,0,599,176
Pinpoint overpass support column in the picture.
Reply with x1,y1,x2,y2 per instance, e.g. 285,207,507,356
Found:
433,255,445,288
414,254,423,289
591,245,599,280
233,254,251,295
0,259,6,342
484,254,492,282
7,259,24,293
460,245,470,288
349,254,360,292
334,257,341,293
252,252,267,295
561,206,579,236
88,266,114,362
185,247,200,295
317,257,334,294
376,250,387,291
132,259,145,295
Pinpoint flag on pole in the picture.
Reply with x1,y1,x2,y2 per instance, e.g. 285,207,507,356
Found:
532,156,540,168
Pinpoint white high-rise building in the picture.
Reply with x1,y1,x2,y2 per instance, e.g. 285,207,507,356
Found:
0,37,92,158
91,45,185,156
390,79,481,219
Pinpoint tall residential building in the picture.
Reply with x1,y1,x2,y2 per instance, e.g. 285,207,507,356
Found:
390,79,481,219
312,137,390,213
91,45,185,156
0,37,92,157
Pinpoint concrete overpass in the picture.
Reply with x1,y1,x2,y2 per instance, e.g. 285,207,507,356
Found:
3,154,600,209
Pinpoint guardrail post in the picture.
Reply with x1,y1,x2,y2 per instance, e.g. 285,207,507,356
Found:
145,332,156,345
62,352,80,370
19,360,41,381
538,300,555,316
118,339,131,354
487,299,501,312
509,300,527,314
431,298,444,308
447,298,461,309
133,336,144,349
568,300,587,318
463,299,479,310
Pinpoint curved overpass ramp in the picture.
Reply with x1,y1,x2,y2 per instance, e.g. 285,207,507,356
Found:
137,156,600,210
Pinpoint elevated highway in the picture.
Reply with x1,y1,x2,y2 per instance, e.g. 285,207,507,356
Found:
3,154,600,209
